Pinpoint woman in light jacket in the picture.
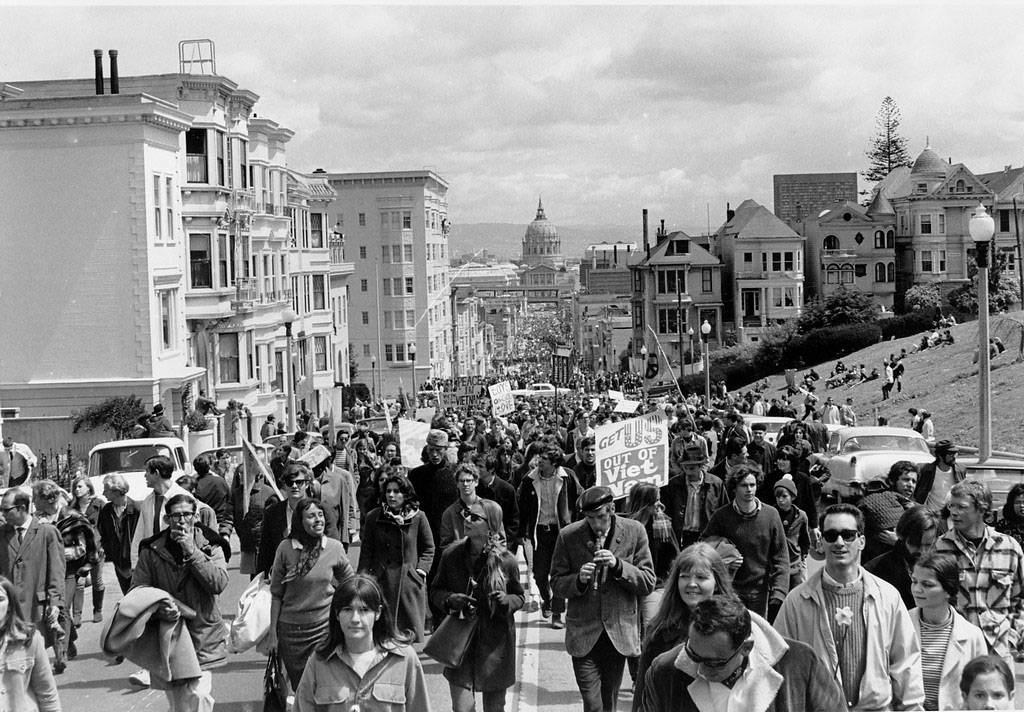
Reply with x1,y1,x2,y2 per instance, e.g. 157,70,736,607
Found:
910,551,988,711
0,575,61,711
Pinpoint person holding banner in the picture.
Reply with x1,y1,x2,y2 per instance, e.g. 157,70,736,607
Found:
230,460,280,579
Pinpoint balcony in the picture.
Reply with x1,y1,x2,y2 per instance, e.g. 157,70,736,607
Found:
735,269,802,281
822,249,860,259
231,277,258,312
234,189,255,213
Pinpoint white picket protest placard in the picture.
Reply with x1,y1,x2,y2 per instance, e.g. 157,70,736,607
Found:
595,411,669,498
613,399,640,414
607,389,624,402
398,419,431,467
489,381,515,417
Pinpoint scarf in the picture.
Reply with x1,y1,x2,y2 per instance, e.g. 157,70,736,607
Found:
383,502,420,526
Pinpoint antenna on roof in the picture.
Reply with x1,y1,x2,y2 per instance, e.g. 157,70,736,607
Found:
179,40,216,75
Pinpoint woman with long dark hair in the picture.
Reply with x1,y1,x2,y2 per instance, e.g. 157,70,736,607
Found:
0,575,61,710
359,474,435,642
294,574,428,712
68,476,106,626
631,543,734,712
995,483,1024,551
431,528,524,712
266,498,354,690
626,483,679,627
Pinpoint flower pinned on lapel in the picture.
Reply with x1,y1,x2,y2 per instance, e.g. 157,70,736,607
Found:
834,606,854,627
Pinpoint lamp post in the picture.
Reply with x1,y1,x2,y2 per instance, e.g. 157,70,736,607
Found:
969,203,994,462
640,344,648,402
408,342,418,418
370,356,377,405
281,307,298,432
687,327,695,378
701,319,712,409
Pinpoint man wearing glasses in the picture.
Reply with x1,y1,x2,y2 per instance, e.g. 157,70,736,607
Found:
132,493,229,712
640,594,844,712
774,503,924,711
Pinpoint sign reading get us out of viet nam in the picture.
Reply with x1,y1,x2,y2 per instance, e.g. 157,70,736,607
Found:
595,411,669,499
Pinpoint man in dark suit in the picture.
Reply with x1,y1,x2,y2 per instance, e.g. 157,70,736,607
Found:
0,488,64,664
551,486,655,712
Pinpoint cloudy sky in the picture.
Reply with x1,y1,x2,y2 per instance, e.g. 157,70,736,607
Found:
4,4,1024,232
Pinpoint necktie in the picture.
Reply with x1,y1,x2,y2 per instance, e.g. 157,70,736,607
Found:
16,527,24,544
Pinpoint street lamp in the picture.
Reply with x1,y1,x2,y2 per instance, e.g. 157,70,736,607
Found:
281,307,298,432
370,356,377,405
969,202,994,462
408,342,418,418
687,327,695,377
700,319,712,409
640,344,648,402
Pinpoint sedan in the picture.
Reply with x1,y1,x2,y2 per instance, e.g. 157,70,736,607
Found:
814,426,934,503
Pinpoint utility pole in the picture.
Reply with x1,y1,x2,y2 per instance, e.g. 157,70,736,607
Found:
1013,197,1024,312
676,276,684,385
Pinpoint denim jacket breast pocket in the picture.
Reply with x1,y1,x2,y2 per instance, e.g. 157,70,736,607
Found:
312,684,355,711
1,646,33,676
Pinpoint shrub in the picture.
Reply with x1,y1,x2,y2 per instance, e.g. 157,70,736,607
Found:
798,288,878,333
879,308,939,340
903,284,941,313
786,322,882,365
72,395,147,439
183,410,211,432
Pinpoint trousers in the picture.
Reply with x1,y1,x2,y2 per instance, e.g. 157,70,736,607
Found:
571,630,626,712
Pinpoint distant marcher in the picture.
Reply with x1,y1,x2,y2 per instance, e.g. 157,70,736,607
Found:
864,505,940,610
914,440,966,512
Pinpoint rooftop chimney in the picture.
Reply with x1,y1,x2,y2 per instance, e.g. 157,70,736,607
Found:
108,50,119,94
657,219,668,245
726,202,735,222
643,209,650,258
94,50,104,95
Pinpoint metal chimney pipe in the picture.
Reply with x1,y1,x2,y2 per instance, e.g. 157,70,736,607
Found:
94,50,104,95
108,50,119,94
642,209,649,250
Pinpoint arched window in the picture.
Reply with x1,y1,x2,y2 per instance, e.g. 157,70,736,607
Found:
826,264,841,284
887,262,895,282
823,235,839,251
874,230,885,249
875,263,886,282
886,230,895,248
841,264,855,284
955,179,966,193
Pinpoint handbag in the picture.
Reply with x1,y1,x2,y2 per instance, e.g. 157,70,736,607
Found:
263,650,289,712
423,608,479,668
230,574,272,653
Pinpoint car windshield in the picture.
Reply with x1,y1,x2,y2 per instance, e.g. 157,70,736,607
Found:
841,436,929,454
91,445,172,475
753,422,786,435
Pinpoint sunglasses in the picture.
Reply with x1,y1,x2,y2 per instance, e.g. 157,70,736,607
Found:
0,506,20,514
822,528,861,543
685,641,741,668
287,479,309,487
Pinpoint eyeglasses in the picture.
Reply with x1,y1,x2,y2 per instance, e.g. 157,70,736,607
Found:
165,512,195,522
42,493,60,501
822,528,861,543
685,641,741,668
287,479,309,487
0,506,20,514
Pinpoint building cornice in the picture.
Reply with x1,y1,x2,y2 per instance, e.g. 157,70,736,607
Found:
0,93,192,132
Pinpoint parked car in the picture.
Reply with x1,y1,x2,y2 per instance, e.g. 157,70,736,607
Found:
814,426,934,503
87,437,191,501
746,416,796,446
510,382,573,398
262,431,325,450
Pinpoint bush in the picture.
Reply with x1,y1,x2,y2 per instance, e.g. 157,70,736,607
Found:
879,308,940,340
903,284,941,313
798,288,878,333
786,322,882,366
184,410,211,432
72,395,146,439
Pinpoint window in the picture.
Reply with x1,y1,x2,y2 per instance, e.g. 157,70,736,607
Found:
900,214,907,233
701,268,713,293
215,131,225,186
185,128,208,183
1002,248,1017,272
656,270,677,294
772,288,783,308
385,344,394,362
406,309,415,328
873,231,884,249
159,290,175,350
358,213,366,226
393,278,402,295
887,262,895,282
937,214,945,234
384,312,393,329
312,275,325,309
921,250,933,272
360,279,368,292
875,263,886,282
826,265,840,284
361,311,369,325
955,179,966,193
359,246,367,259
784,287,795,306
886,230,895,248
383,279,391,296
219,333,240,383
743,252,753,263
382,246,390,263
165,177,174,240
405,277,414,295
189,234,212,288
840,264,854,284
153,175,162,239
392,245,402,263
784,252,794,271
938,250,946,272
396,344,405,361
772,252,782,271
1001,210,1011,233
403,244,413,262
824,235,839,251
403,212,412,229
363,344,371,357
218,234,233,287
310,213,323,248
656,308,679,334
920,214,932,234
314,336,327,372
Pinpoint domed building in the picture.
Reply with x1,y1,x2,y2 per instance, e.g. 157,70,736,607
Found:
521,197,564,267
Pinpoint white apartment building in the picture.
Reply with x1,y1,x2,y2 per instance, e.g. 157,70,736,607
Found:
0,48,349,442
326,171,453,398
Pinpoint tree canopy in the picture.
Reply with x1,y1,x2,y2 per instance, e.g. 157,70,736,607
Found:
863,96,913,184
798,287,878,333
72,394,146,439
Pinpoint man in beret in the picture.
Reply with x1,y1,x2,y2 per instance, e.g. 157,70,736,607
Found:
551,486,655,712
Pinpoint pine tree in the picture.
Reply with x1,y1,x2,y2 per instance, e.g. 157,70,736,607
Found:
863,96,913,183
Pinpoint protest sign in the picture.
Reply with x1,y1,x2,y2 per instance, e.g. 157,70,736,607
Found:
595,411,669,498
489,381,515,416
607,389,624,402
613,399,640,414
398,419,431,467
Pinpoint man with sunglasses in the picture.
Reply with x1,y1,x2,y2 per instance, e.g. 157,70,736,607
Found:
641,594,844,712
775,503,924,711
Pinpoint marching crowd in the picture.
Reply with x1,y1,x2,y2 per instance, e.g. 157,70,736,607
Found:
0,377,1021,712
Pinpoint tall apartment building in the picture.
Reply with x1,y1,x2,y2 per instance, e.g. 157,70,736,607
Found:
0,48,348,441
774,172,858,224
580,242,636,293
326,171,453,397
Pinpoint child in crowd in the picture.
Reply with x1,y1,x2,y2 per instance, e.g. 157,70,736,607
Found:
960,655,1015,710
773,475,810,591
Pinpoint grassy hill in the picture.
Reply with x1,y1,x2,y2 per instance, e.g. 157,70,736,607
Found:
748,313,1024,454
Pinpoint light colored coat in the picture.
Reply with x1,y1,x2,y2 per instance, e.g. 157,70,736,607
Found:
0,630,60,712
909,607,988,711
774,567,924,711
549,515,655,657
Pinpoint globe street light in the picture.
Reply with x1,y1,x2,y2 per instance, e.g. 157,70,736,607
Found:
408,342,418,418
687,327,695,377
370,355,377,405
701,319,712,408
969,203,995,462
281,307,298,432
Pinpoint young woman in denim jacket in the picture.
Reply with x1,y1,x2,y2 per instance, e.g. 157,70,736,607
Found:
0,575,61,711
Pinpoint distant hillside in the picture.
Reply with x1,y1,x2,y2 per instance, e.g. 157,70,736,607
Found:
448,223,638,261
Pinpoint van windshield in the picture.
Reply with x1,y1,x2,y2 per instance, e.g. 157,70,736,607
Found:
90,445,172,476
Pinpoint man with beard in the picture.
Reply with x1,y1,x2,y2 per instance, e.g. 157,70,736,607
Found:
864,505,939,609
570,435,597,492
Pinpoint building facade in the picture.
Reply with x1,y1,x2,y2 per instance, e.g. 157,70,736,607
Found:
774,172,858,224
715,199,805,343
326,171,452,398
580,242,636,294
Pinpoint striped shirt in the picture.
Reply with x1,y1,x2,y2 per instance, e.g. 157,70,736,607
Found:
919,610,953,711
822,573,867,707
935,526,1024,663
